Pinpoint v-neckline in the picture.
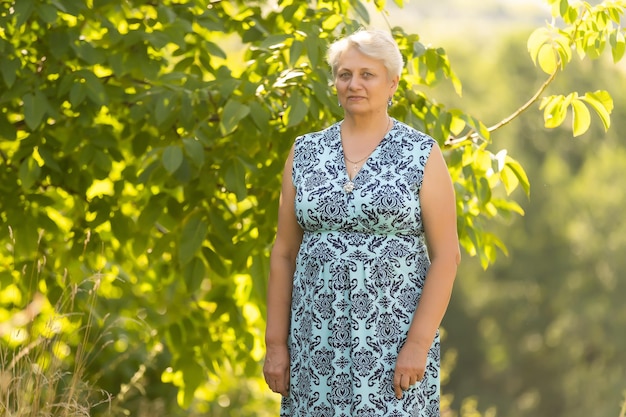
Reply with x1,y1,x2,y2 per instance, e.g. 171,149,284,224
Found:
338,118,394,184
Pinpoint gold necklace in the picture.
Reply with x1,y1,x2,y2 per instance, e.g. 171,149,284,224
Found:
343,116,391,174
342,116,392,193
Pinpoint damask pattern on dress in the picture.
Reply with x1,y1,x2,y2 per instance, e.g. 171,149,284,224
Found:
282,119,440,417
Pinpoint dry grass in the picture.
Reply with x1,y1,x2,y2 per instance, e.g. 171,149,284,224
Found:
0,227,112,416
0,281,113,417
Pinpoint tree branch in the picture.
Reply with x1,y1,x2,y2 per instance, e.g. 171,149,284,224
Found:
445,68,559,147
486,67,559,134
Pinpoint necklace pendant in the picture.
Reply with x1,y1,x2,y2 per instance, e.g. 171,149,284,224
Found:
343,180,355,193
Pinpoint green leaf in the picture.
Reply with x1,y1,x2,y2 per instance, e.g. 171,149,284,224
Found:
580,90,613,131
571,98,591,137
540,95,567,129
259,34,290,50
538,44,558,74
249,253,269,306
50,0,82,16
37,3,58,24
132,131,152,157
155,91,176,125
162,145,183,174
137,195,166,229
610,30,625,63
179,356,204,408
491,198,525,217
321,14,344,32
14,0,34,27
71,40,105,66
206,41,227,59
82,71,108,106
351,1,370,23
504,156,530,196
248,100,271,133
0,59,20,88
500,163,520,195
79,144,96,166
477,177,492,206
179,213,208,266
304,31,319,67
527,28,551,66
223,157,247,201
273,69,306,88
413,41,426,57
11,221,39,257
284,93,308,127
48,30,70,59
167,323,185,350
527,26,571,73
173,157,192,183
19,156,41,190
183,257,206,293
69,81,87,107
220,99,250,136
93,149,112,174
22,91,48,130
0,114,17,140
37,146,62,173
202,246,228,277
289,40,304,67
183,138,205,168
562,2,578,24
558,0,568,18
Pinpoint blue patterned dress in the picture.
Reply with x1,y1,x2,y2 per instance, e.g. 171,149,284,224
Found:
281,118,440,417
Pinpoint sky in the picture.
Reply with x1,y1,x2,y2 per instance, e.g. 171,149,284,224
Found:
366,0,551,44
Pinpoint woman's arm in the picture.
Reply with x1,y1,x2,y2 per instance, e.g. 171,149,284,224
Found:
393,143,461,399
263,145,304,397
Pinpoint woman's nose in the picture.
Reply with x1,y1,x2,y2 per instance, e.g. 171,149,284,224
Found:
347,76,361,90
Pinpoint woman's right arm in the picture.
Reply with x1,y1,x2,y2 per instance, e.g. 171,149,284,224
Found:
263,145,303,397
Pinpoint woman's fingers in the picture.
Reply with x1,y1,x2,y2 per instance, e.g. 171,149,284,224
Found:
263,345,290,396
393,371,424,399
278,368,290,396
393,372,416,399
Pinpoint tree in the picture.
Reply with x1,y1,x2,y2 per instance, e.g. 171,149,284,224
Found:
0,0,623,415
440,30,626,417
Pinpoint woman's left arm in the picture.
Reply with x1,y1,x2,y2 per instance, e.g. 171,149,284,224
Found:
393,142,461,399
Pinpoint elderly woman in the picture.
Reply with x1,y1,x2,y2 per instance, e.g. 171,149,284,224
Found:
263,29,460,416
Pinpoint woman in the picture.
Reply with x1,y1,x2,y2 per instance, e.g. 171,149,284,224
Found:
263,29,460,416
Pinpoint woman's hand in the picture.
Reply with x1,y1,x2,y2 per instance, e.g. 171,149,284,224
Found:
263,343,290,396
392,340,429,399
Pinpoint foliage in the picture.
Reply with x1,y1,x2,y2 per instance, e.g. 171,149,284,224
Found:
0,0,624,414
440,29,626,417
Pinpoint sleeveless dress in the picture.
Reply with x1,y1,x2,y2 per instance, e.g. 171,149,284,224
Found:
282,118,440,417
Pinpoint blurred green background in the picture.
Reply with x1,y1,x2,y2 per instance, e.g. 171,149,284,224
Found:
1,0,624,416
386,1,626,416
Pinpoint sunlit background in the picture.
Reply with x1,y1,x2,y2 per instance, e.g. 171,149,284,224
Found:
367,1,626,416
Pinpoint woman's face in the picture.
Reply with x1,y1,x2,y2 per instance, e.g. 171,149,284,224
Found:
335,46,398,116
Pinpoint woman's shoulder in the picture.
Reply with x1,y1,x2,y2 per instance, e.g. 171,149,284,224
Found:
392,119,437,149
295,122,340,146
393,119,435,140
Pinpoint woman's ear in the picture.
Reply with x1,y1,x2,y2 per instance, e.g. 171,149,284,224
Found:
391,75,400,91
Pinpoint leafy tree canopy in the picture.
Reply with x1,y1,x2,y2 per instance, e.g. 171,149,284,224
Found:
0,0,624,414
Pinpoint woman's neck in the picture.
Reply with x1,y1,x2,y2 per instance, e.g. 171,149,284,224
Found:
341,112,391,142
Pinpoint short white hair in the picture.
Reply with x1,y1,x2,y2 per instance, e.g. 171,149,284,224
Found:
327,29,404,79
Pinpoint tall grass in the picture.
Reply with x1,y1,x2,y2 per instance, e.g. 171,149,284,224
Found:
0,228,112,416
0,276,113,417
